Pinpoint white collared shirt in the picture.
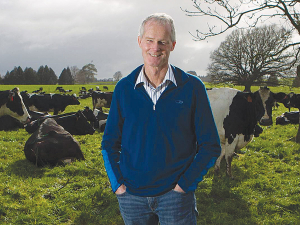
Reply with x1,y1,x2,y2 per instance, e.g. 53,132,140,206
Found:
135,65,177,109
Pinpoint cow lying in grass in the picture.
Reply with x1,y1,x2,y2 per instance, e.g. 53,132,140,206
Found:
25,109,95,135
24,118,84,166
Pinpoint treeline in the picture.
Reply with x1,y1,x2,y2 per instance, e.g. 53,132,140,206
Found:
0,65,74,85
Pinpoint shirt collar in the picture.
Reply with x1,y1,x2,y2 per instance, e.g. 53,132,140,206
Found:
134,64,177,89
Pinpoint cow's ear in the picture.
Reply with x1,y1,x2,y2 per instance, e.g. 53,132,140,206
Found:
9,92,15,101
246,95,252,103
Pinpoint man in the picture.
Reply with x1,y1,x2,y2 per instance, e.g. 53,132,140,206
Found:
101,13,221,224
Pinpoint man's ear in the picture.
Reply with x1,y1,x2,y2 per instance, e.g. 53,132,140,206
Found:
138,36,142,48
171,41,176,51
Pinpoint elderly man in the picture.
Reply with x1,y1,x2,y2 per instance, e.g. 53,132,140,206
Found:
101,13,221,225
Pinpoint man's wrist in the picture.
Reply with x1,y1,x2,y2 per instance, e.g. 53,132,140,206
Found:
115,184,126,195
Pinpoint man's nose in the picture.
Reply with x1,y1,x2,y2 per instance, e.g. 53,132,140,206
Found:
152,42,161,51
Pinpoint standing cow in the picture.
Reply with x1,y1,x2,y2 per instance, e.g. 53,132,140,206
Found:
208,87,288,178
21,93,80,115
0,88,30,123
92,91,113,110
24,118,84,166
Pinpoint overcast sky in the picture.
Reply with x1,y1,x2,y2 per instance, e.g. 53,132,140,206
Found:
0,0,228,79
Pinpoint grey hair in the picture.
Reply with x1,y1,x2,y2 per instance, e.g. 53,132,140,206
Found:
139,13,176,42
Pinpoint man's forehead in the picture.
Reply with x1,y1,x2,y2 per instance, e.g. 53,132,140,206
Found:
143,21,172,39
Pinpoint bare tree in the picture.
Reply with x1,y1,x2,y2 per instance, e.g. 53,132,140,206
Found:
183,0,300,57
70,66,80,81
75,70,86,84
113,71,123,82
208,25,295,91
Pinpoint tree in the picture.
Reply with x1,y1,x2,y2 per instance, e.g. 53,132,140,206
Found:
70,66,80,83
293,65,300,87
58,67,74,85
23,67,38,84
207,25,295,92
37,65,57,85
37,66,46,84
79,63,97,84
113,71,123,82
184,0,300,45
48,67,58,85
187,71,197,76
75,69,86,84
3,66,24,84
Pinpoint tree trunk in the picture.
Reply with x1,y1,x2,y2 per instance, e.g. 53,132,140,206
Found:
243,84,251,92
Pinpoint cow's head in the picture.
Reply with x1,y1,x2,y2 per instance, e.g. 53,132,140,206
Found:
255,87,274,126
74,111,95,135
273,92,290,109
4,88,30,124
254,86,288,126
82,106,97,122
284,92,300,110
70,94,80,105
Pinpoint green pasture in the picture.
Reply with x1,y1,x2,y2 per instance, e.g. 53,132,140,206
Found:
0,84,300,224
1,84,115,96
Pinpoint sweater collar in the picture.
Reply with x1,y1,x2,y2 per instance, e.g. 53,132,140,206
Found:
134,64,177,89
130,64,189,88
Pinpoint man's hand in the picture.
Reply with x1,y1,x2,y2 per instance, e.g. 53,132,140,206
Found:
115,184,126,195
173,184,185,193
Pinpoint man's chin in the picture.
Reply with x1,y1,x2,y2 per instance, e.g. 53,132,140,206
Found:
145,60,168,69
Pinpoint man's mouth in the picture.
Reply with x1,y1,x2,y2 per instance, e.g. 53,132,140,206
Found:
149,53,161,57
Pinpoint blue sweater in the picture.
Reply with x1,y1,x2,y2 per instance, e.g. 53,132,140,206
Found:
101,65,221,197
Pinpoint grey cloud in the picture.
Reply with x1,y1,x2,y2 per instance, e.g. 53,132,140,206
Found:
0,0,223,79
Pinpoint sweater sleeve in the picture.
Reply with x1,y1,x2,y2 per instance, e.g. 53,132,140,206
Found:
177,80,221,192
101,83,125,193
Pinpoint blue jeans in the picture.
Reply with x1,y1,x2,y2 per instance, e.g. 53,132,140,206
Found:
116,189,198,225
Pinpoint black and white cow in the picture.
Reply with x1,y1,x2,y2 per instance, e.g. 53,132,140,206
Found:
82,106,97,123
276,111,299,125
93,108,108,132
53,111,95,135
282,92,300,142
21,93,80,115
0,88,30,124
208,87,288,178
24,118,84,166
0,115,24,131
25,110,95,135
28,110,51,121
92,91,113,110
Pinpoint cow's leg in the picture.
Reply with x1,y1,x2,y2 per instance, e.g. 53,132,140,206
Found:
224,138,238,179
226,154,234,178
54,109,58,115
214,143,225,175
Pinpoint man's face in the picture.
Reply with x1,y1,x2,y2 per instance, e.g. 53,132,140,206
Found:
138,20,176,70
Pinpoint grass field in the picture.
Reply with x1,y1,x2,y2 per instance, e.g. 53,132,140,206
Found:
0,84,300,224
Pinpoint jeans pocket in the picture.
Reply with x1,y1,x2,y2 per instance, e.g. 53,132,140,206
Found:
116,191,127,197
171,189,188,196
